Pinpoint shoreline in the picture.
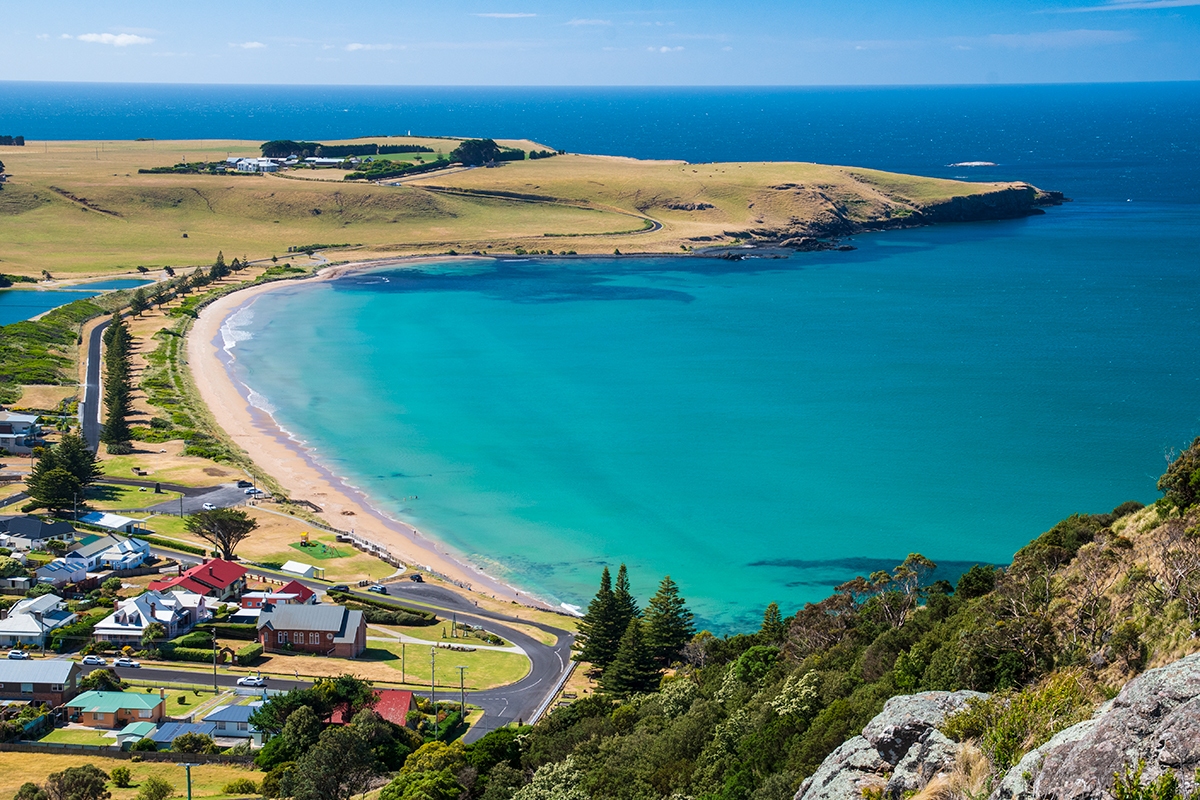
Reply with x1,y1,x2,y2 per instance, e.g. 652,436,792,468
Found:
187,257,561,611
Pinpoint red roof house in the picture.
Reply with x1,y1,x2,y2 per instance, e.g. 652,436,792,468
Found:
149,559,247,601
331,689,420,727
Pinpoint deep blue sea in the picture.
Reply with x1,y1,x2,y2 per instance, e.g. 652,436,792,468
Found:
5,82,1197,630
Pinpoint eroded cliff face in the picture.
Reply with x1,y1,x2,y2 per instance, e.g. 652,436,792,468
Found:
794,652,1200,800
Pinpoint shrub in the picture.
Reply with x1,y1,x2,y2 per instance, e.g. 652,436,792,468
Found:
137,775,173,800
130,737,158,752
222,778,260,794
173,631,214,648
236,643,264,665
110,766,131,788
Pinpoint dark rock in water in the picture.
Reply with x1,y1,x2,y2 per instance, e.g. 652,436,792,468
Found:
992,652,1200,800
795,690,985,800
836,245,856,251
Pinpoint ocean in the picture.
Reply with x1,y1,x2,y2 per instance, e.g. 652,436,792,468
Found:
4,82,1197,630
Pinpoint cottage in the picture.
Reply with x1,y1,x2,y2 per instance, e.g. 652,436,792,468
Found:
330,689,419,727
0,660,80,705
203,701,262,738
2,517,75,552
67,691,165,729
149,559,246,601
92,590,211,644
257,604,366,658
0,594,76,647
34,559,87,588
77,511,148,537
64,534,148,571
0,412,43,454
239,579,315,609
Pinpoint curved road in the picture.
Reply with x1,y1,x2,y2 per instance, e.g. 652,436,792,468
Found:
81,317,112,451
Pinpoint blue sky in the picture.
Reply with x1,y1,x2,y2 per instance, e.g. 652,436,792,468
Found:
7,0,1199,85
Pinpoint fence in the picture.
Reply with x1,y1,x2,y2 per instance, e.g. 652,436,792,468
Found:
1,741,255,764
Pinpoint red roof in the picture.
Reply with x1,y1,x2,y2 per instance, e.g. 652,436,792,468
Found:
330,689,418,726
149,559,246,596
279,580,315,603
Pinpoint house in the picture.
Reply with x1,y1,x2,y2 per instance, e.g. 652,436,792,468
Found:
203,701,262,738
257,603,366,658
280,561,323,580
151,721,218,747
330,689,418,727
149,559,246,601
239,579,315,609
0,660,80,705
77,511,148,537
0,412,43,454
64,534,148,571
34,559,87,588
0,594,76,647
92,590,211,644
2,517,75,551
66,690,164,729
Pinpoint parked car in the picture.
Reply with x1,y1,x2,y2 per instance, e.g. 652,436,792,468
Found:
329,584,350,593
408,573,424,583
202,502,217,511
368,585,388,595
81,655,106,666
236,674,266,687
236,480,253,488
113,657,140,668
6,650,29,660
244,487,264,496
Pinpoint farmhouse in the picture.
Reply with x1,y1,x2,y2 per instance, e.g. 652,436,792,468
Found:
257,603,366,658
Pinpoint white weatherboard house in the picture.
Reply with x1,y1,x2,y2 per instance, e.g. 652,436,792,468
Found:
78,512,147,537
0,411,42,454
63,534,148,571
2,517,76,552
0,594,76,647
92,590,211,645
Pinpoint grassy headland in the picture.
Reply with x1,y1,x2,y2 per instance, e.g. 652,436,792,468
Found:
0,137,1056,276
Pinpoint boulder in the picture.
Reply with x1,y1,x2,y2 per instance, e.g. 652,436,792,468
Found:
991,652,1200,800
795,690,985,800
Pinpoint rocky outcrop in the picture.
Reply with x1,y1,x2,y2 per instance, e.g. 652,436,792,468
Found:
794,690,985,800
991,652,1200,800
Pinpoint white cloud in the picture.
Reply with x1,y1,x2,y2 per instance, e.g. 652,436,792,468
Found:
648,45,685,52
473,12,537,17
346,43,398,51
36,33,49,40
566,18,611,25
74,32,154,46
230,41,266,49
980,29,1137,47
1060,0,1200,9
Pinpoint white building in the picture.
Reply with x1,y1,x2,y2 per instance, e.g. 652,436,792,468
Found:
63,534,148,571
0,594,76,647
92,590,211,645
0,412,43,454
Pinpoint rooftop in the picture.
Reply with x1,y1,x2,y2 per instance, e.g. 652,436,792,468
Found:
66,691,163,713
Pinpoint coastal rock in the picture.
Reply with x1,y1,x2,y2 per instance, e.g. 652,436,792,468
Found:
990,652,1200,800
794,690,985,800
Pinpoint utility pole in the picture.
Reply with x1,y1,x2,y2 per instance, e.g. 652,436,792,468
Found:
212,633,218,693
401,641,405,679
430,648,437,738
456,666,467,719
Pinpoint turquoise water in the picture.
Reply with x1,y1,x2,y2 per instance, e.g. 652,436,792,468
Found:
0,279,153,325
228,198,1199,631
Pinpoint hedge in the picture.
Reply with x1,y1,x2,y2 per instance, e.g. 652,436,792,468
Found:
49,615,102,652
197,622,258,641
173,632,213,648
133,535,207,556
160,646,214,663
327,591,438,626
236,643,263,666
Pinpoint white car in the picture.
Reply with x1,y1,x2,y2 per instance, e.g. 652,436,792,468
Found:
6,651,29,660
81,655,106,666
236,674,266,687
113,657,140,668
202,502,217,511
244,487,264,496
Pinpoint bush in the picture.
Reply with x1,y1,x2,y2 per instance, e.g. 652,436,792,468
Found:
133,535,207,556
110,766,131,787
160,646,213,663
137,775,173,800
130,737,158,752
222,778,260,794
236,643,264,666
173,631,214,648
198,622,259,641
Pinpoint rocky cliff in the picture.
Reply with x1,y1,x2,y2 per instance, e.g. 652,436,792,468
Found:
794,652,1200,800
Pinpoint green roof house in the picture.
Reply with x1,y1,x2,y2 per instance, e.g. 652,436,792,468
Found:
66,690,165,729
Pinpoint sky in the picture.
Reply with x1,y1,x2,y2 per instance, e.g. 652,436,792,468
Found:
5,0,1199,85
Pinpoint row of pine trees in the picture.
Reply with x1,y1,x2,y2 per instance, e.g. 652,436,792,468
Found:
99,312,134,453
575,565,697,695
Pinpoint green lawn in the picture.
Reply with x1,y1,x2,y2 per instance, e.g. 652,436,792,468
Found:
288,539,351,560
38,728,114,746
84,482,181,511
366,641,530,690
371,622,515,649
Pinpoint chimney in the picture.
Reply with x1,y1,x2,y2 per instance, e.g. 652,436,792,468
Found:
160,688,165,699
209,566,214,576
149,602,156,618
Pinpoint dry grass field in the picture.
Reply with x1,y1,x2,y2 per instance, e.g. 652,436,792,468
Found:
0,137,1025,276
0,752,257,800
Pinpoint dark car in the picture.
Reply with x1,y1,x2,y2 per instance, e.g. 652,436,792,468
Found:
408,573,424,583
368,585,388,595
236,480,253,488
329,584,350,593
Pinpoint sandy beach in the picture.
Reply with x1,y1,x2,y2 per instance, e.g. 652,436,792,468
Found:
187,261,550,609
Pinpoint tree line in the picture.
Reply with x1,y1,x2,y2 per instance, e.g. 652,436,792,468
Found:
259,140,434,158
0,136,24,146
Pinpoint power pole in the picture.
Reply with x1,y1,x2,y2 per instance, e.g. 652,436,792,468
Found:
456,666,467,719
430,648,437,737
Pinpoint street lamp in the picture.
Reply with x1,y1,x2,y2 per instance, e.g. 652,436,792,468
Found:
177,763,200,800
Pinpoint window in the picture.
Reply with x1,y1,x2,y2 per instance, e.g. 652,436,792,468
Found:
309,632,319,644
139,709,151,718
20,684,32,694
50,684,63,692
278,631,288,644
237,722,248,731
95,713,105,722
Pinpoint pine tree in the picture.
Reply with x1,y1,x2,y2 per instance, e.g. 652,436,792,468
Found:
575,567,621,668
643,575,696,667
600,619,659,696
55,432,102,488
100,314,133,448
759,602,785,642
613,563,640,633
129,288,149,316
210,250,229,280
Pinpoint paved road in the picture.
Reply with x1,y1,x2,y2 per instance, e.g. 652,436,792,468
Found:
81,317,111,451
